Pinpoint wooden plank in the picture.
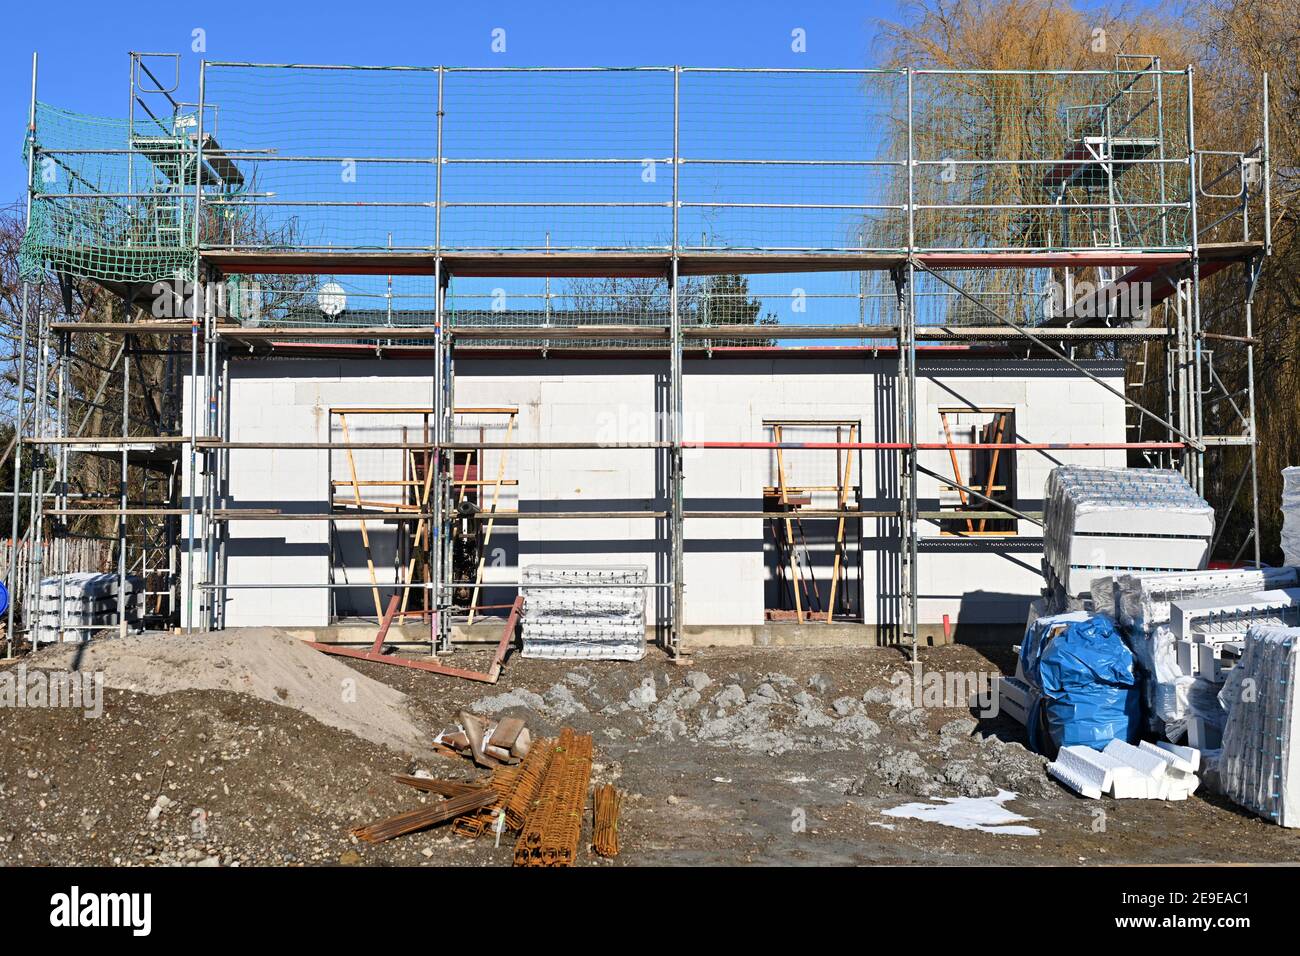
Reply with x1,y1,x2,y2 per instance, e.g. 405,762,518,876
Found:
978,413,1009,534
941,411,974,534
398,440,437,622
826,424,856,624
773,425,802,620
337,413,384,620
468,413,516,625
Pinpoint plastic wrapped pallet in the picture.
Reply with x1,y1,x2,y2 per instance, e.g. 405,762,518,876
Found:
1112,568,1297,734
1218,624,1300,827
35,572,143,644
1042,467,1213,598
520,565,647,661
1116,566,1298,633
1283,467,1300,567
1019,612,1141,753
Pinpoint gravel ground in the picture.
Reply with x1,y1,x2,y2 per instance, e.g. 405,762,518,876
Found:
2,637,1299,866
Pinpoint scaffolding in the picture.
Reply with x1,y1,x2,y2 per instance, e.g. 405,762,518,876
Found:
5,52,1273,659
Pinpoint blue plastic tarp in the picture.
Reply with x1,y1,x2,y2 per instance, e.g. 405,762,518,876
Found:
1020,612,1142,752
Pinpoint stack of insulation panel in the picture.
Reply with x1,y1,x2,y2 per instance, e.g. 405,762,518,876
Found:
36,572,143,644
1042,467,1214,602
520,565,647,661
1109,566,1299,746
1048,739,1201,800
1283,467,1300,567
1219,624,1300,827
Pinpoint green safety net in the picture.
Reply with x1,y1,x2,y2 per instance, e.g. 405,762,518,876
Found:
19,103,201,284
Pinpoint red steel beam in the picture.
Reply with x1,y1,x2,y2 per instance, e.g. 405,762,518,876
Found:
681,441,1186,450
307,594,524,683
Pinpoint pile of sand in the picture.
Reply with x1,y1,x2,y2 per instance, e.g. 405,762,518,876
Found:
33,628,430,755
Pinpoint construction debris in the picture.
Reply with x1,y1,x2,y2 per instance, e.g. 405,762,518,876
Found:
451,762,523,839
514,728,594,867
435,713,534,765
504,736,556,831
1219,624,1300,827
351,788,496,844
592,784,622,858
1047,740,1200,801
520,566,647,661
308,593,521,683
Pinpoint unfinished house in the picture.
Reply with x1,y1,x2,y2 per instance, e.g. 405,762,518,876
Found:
8,55,1271,655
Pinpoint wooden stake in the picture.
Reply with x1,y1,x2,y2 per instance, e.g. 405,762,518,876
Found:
468,412,515,625
338,413,384,620
977,413,1008,534
774,425,802,620
827,424,856,623
941,411,974,534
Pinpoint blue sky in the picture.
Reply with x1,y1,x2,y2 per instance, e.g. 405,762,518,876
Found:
3,0,906,204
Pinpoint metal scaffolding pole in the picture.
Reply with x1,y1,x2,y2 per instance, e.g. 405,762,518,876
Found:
186,60,207,633
7,284,30,656
8,53,38,654
1186,66,1206,496
900,67,918,656
117,342,130,636
433,64,450,653
19,60,1276,644
669,65,683,657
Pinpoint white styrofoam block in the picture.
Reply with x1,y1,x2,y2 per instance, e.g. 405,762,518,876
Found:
997,675,1033,709
1048,759,1103,799
1188,715,1223,751
1102,739,1168,780
1054,746,1122,795
1118,567,1300,630
1139,739,1197,775
1197,643,1221,680
1000,696,1029,726
1171,588,1300,641
1110,773,1160,799
1157,741,1201,772
1165,768,1201,797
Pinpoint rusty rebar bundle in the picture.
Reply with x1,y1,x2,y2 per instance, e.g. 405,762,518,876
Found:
592,784,622,858
503,735,554,831
451,762,521,839
514,728,593,867
351,788,495,844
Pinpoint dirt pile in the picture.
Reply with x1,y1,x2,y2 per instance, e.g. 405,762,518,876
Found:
32,628,430,755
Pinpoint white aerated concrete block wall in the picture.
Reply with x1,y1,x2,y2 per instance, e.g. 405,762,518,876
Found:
184,355,1126,629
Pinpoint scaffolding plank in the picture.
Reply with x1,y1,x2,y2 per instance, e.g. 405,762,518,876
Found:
192,244,1263,280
